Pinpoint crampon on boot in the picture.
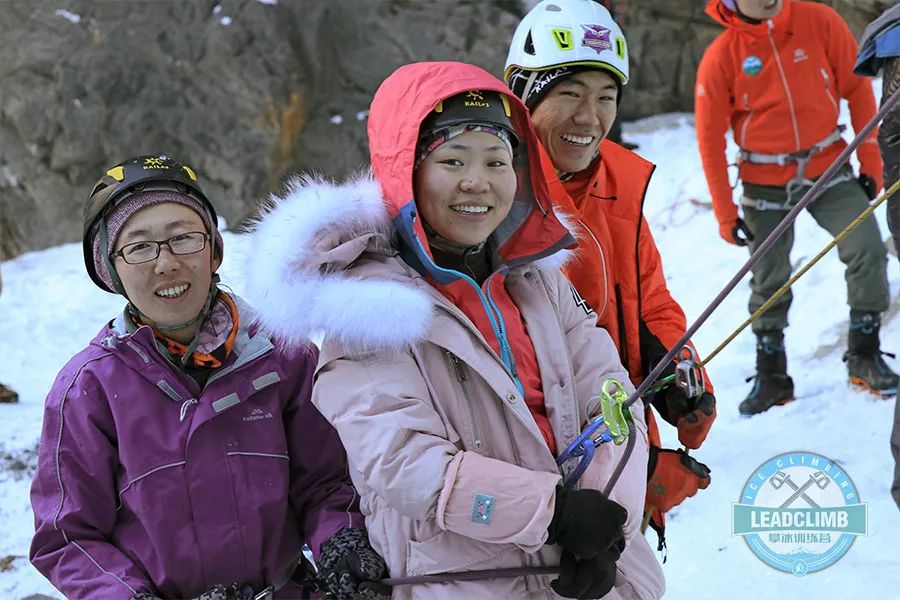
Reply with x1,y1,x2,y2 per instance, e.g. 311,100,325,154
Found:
740,331,795,416
844,313,899,399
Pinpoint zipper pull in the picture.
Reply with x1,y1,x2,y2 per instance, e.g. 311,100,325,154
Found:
179,398,198,423
447,352,468,382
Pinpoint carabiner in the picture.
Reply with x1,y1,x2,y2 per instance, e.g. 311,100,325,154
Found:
674,345,705,400
556,378,630,489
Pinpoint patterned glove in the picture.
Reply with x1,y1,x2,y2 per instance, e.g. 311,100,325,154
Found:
319,528,391,600
132,583,240,600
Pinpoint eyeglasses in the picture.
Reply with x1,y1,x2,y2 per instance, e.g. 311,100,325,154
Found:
112,231,210,264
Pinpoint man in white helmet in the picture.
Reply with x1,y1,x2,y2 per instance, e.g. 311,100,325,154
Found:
505,0,716,552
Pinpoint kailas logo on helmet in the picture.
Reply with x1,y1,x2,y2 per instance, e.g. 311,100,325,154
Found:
143,156,168,169
581,24,612,54
464,90,490,108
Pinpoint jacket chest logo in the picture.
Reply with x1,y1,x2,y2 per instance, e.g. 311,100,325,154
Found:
793,47,808,63
742,55,763,76
242,407,274,422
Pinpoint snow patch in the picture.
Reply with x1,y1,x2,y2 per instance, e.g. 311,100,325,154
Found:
53,9,81,24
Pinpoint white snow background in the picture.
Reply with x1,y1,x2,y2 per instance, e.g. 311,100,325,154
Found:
1,87,898,599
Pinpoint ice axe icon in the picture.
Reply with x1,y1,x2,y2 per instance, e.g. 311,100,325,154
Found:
770,471,819,507
777,471,830,508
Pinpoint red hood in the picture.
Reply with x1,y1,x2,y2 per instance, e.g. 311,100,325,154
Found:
367,61,575,280
705,0,794,39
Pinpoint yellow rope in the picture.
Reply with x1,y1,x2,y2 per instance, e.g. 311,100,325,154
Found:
700,178,900,368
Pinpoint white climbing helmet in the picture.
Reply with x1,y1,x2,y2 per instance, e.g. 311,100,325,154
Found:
504,0,629,86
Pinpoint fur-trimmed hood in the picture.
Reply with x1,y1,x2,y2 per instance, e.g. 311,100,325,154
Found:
242,174,435,350
242,174,578,351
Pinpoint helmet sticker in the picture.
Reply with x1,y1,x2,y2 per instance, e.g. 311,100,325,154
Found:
580,24,612,54
743,55,763,76
551,27,574,51
615,37,626,60
182,165,198,181
464,90,489,107
106,166,125,181
143,156,167,169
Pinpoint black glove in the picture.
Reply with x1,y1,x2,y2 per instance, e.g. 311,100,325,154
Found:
318,528,391,600
547,487,627,559
132,584,239,600
858,173,878,200
551,548,621,599
732,218,755,247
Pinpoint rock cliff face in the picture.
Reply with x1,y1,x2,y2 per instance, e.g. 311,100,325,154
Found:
1,0,891,258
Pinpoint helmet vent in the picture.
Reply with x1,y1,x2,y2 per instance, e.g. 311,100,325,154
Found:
525,30,535,55
545,4,562,11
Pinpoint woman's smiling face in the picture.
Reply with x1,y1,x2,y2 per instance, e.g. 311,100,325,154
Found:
413,130,518,247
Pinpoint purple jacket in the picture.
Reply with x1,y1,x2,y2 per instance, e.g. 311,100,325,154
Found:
30,301,362,600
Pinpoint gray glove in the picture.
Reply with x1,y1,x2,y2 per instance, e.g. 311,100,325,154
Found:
318,528,391,600
132,584,240,600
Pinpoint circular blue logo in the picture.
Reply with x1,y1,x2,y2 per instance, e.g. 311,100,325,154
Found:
742,55,763,76
732,451,867,576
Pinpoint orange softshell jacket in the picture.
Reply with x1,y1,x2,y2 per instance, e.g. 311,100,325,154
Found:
540,141,715,402
696,0,883,229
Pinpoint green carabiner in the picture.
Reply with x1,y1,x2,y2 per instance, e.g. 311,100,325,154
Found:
599,379,632,445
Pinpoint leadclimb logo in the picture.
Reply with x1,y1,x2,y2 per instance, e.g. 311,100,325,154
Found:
732,451,867,576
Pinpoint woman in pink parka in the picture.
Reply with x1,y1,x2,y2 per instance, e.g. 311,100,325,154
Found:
245,63,663,599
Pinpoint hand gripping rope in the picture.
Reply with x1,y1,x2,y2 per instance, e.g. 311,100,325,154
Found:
379,85,900,589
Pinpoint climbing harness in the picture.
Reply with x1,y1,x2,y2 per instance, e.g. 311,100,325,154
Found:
739,126,849,205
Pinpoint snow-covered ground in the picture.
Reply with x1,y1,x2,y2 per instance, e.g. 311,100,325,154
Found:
1,97,898,598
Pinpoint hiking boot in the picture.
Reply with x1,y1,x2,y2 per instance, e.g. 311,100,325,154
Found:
739,331,795,416
844,313,899,398
0,383,18,404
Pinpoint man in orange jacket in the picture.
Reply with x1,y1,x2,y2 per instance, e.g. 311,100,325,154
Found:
506,0,715,550
696,0,897,415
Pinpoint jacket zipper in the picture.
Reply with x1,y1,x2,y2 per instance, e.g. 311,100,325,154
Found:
767,21,801,151
446,351,482,449
483,274,524,397
574,217,610,320
820,68,839,112
739,93,754,147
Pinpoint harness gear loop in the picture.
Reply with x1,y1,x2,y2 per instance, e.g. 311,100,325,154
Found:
739,126,847,205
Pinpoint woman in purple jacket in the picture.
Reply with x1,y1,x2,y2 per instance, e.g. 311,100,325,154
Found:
29,155,390,600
